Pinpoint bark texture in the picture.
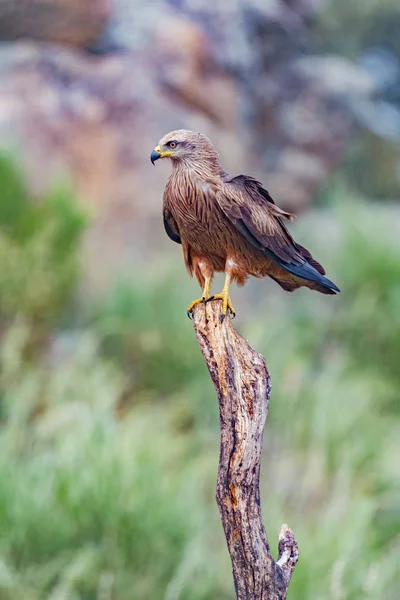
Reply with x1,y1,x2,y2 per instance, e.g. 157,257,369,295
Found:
192,300,298,599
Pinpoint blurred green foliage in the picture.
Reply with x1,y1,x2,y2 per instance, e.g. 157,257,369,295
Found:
0,157,398,599
0,154,86,324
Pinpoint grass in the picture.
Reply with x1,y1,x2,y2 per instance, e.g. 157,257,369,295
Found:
0,161,398,599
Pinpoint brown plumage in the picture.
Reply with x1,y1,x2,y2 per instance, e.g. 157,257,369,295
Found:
151,129,339,319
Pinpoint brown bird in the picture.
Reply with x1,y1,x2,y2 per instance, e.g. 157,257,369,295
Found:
151,130,339,320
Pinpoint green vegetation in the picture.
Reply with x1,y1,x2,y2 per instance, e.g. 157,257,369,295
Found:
0,156,86,324
0,158,398,599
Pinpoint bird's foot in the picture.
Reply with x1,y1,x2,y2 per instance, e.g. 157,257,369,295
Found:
187,295,210,319
206,293,236,322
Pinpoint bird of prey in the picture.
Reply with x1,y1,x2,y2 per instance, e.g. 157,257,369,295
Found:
151,130,339,321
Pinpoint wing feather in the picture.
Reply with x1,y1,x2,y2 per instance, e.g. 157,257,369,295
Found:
218,174,304,266
217,173,340,293
163,208,181,244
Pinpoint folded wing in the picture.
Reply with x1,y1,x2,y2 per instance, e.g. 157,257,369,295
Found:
218,174,339,293
163,208,181,244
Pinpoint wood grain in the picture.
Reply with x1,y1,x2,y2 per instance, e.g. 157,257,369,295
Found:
192,299,298,599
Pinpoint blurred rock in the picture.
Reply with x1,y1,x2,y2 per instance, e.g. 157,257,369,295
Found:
0,39,242,293
0,0,110,47
0,0,377,292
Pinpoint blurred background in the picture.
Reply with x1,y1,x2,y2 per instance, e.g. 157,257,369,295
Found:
0,1,399,598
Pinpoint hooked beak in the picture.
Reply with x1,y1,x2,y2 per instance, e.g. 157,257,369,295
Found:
150,145,175,165
151,147,161,165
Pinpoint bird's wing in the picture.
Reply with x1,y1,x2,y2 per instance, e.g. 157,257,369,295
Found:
163,207,181,244
217,174,335,291
217,174,308,266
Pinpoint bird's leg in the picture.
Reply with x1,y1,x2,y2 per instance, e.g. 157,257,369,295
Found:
207,273,235,322
187,277,212,319
202,277,211,301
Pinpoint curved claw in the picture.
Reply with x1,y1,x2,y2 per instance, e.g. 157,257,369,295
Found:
206,292,235,323
220,308,235,323
191,292,235,323
187,296,208,319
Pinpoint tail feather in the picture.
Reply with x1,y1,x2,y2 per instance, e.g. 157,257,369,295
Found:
296,244,326,276
277,260,340,294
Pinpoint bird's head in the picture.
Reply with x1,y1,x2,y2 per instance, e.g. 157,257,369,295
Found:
151,129,220,170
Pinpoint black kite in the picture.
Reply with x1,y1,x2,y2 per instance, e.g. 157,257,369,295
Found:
151,130,339,320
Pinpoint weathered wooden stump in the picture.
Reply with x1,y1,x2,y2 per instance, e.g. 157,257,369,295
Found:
192,299,298,600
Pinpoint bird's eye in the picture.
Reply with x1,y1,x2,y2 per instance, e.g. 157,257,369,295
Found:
168,141,177,149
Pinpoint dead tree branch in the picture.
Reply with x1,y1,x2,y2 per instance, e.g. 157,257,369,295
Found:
192,300,298,600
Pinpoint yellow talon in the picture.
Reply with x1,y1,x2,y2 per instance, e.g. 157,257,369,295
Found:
208,292,235,321
207,272,235,321
186,273,235,322
187,297,205,318
187,278,212,319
